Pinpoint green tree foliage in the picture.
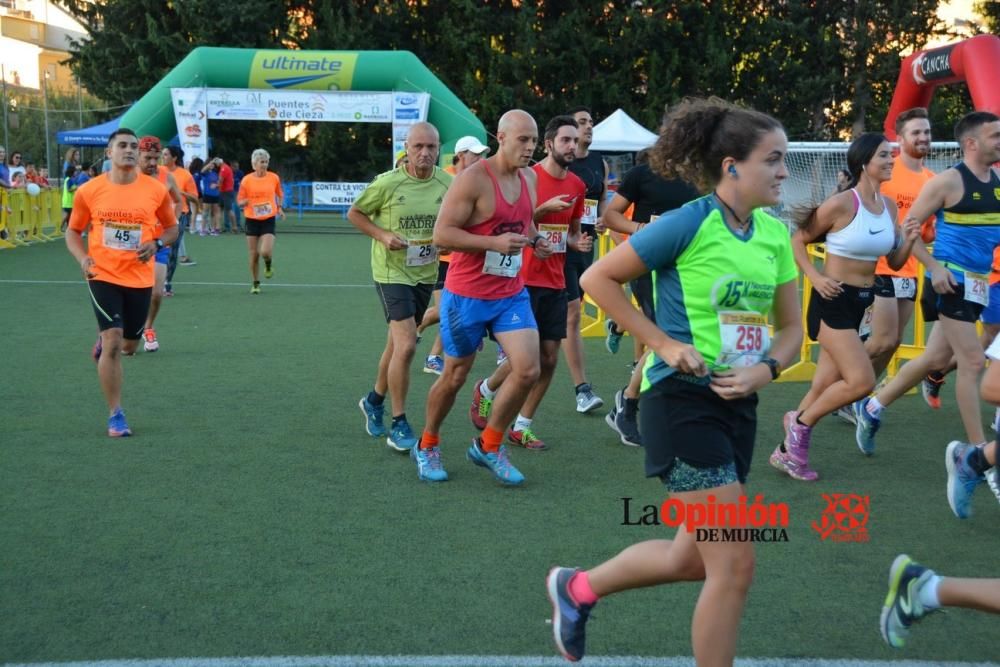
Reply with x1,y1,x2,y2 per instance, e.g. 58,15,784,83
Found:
56,0,964,180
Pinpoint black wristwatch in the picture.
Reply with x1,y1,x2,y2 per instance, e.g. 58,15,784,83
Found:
529,234,545,248
760,357,781,380
155,239,164,250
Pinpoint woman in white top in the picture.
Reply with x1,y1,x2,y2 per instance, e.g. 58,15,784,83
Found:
773,133,920,481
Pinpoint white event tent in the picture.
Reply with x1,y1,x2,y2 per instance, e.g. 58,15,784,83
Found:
589,108,658,152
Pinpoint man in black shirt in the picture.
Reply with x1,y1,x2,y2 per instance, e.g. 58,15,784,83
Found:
602,152,700,446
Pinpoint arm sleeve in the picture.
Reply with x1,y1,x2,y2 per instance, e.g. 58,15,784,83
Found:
352,177,386,217
156,188,177,229
628,204,703,272
68,188,90,232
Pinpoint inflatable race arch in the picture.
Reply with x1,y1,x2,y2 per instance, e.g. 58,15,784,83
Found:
119,48,486,155
885,34,1000,140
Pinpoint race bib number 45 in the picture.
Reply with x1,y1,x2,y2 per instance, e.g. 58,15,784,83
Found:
406,239,437,267
717,311,770,368
483,250,521,278
539,223,567,253
102,222,141,251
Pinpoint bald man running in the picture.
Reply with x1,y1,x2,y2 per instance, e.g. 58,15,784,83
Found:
413,110,552,485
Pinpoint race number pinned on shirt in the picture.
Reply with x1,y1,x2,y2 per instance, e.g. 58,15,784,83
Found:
859,304,875,338
406,239,437,267
891,276,916,299
102,221,141,251
581,199,598,227
252,202,274,218
483,250,521,278
539,223,567,253
717,311,770,368
964,270,990,307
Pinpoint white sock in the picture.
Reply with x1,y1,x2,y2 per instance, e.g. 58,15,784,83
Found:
480,378,496,399
866,397,884,417
917,574,942,610
513,414,532,432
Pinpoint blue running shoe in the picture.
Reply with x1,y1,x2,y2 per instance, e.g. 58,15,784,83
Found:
852,397,880,456
358,396,386,438
546,566,594,662
467,439,524,486
945,441,984,519
880,554,935,648
107,408,132,437
387,419,418,452
411,444,449,482
422,354,444,375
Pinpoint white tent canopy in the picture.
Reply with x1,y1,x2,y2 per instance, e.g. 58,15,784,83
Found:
590,108,658,152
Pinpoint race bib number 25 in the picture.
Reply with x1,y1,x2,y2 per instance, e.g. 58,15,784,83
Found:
406,239,437,267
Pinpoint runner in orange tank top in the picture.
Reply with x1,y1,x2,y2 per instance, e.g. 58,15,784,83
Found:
65,128,178,437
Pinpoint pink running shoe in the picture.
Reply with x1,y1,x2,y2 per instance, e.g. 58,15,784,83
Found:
770,410,819,481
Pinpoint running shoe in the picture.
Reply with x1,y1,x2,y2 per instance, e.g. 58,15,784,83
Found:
250,284,261,295
467,439,524,485
833,405,856,425
163,286,174,297
769,410,818,481
604,319,622,354
107,408,132,437
852,397,880,456
945,441,984,519
496,345,507,366
986,466,1000,508
387,418,418,452
546,566,595,662
993,406,1000,433
575,384,604,413
921,375,944,409
179,257,197,266
411,444,449,482
143,327,159,352
423,354,444,375
358,396,386,438
92,335,102,363
265,264,273,279
606,407,642,447
507,427,547,451
469,380,492,430
880,554,935,649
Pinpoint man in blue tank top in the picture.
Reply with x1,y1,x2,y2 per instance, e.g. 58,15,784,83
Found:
855,111,1000,518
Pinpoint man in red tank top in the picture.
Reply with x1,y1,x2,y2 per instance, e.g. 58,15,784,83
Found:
413,110,553,486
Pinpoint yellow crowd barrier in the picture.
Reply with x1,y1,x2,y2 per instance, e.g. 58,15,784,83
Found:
0,188,64,249
581,233,933,384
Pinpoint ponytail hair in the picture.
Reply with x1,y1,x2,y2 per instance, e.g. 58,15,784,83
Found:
648,96,783,192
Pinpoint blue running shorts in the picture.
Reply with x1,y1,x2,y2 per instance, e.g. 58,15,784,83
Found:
440,288,536,358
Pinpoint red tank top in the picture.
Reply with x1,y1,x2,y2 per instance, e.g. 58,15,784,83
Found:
445,161,533,300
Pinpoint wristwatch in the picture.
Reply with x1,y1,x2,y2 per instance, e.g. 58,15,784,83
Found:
155,239,164,250
761,357,781,380
529,234,545,248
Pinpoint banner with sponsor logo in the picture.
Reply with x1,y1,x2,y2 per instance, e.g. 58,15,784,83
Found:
391,92,431,163
170,88,209,165
312,182,369,207
249,51,358,91
204,89,392,123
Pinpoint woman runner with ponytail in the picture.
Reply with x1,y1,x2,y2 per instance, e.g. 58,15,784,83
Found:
772,133,920,481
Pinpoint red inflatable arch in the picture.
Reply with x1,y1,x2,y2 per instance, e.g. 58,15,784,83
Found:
884,34,1000,140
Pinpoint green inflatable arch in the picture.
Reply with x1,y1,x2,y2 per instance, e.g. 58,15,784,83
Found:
119,47,487,154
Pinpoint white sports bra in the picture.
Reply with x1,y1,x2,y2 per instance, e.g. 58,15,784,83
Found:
824,189,896,261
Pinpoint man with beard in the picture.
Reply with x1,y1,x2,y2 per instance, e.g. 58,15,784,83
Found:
470,115,590,450
563,106,606,414
136,136,182,352
413,110,551,485
350,122,452,452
